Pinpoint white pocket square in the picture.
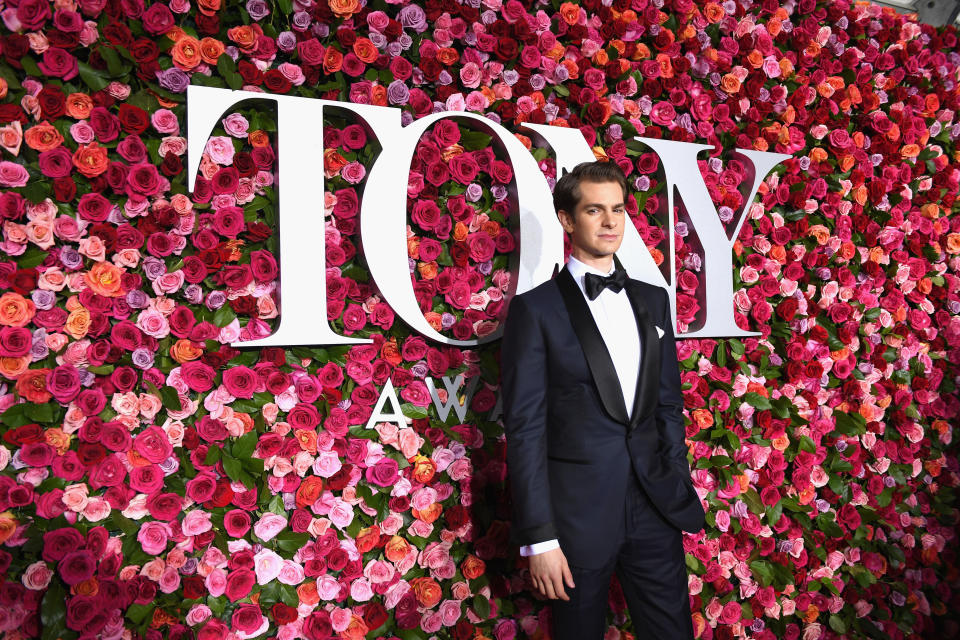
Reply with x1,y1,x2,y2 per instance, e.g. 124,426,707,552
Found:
655,325,664,338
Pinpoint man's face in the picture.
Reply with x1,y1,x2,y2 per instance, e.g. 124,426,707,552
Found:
557,180,626,262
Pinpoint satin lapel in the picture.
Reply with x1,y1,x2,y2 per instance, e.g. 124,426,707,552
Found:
555,266,630,425
624,280,660,431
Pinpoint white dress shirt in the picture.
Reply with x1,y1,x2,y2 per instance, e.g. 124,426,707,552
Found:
520,255,642,557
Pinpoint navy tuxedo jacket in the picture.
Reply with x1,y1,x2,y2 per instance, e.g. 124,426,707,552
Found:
500,263,706,569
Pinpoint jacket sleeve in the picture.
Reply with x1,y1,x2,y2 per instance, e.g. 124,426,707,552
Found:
655,287,692,475
500,294,558,546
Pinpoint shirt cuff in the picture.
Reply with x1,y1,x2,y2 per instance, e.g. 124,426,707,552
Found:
520,539,560,556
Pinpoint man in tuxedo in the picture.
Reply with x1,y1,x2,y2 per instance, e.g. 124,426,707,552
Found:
500,161,705,639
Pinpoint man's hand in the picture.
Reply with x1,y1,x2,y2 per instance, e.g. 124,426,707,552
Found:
529,547,576,600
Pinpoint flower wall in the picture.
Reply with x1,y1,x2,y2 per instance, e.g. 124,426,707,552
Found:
1,0,959,639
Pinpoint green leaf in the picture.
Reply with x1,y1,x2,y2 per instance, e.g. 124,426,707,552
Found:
743,392,771,411
401,403,429,419
40,580,67,640
20,55,42,77
829,614,848,634
126,603,155,624
213,304,237,327
78,61,111,91
471,594,488,619
204,445,221,465
232,430,258,459
275,530,309,554
222,455,242,481
17,246,48,269
159,385,182,411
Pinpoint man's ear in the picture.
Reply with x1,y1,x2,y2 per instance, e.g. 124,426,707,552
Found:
557,208,574,232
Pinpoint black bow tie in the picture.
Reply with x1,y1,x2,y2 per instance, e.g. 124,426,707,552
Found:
584,268,627,300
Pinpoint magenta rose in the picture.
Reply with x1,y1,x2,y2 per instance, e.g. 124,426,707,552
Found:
65,594,97,631
365,457,399,487
232,603,264,635
448,153,478,184
58,550,96,585
75,388,107,416
186,472,218,503
342,304,367,331
411,200,441,230
46,365,81,403
250,249,278,282
287,403,320,430
181,360,216,392
302,611,333,640
134,426,173,463
43,528,84,562
467,232,496,262
225,568,256,602
196,415,228,442
141,2,174,35
222,365,257,399
212,206,245,237
0,327,32,357
37,47,78,80
224,509,252,538
146,491,183,520
129,464,165,493
126,163,161,196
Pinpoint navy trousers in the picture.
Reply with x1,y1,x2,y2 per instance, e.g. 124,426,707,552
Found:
548,471,694,640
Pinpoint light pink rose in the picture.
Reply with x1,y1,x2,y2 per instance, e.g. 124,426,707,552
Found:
316,574,341,601
411,487,437,512
182,510,212,536
408,519,433,539
221,113,249,138
313,450,342,478
0,161,29,187
276,559,304,586
158,565,182,593
254,549,283,584
363,560,395,584
204,136,235,165
421,611,443,633
328,499,354,529
438,600,461,626
137,521,171,555
253,513,287,542
151,109,180,134
81,497,111,522
22,561,54,590
205,568,228,597
349,577,374,602
330,607,353,633
185,604,212,626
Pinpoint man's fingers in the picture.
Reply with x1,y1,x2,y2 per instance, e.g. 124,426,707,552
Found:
542,576,558,600
551,573,569,601
562,560,576,590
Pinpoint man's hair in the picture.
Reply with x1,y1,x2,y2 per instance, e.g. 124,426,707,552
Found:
552,161,629,219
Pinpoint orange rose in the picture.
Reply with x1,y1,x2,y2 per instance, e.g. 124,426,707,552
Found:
452,221,469,242
481,220,500,237
199,37,226,65
248,130,270,147
410,577,442,608
412,502,442,524
294,428,318,454
297,581,320,606
720,73,741,94
324,149,348,176
227,25,258,52
170,339,203,363
23,122,64,152
197,0,221,15
323,46,343,73
328,0,359,18
15,368,51,402
65,93,93,119
341,615,369,640
296,477,324,508
380,339,401,366
424,311,442,332
0,356,30,380
73,142,109,177
73,577,99,597
370,84,388,107
45,428,71,455
0,292,35,327
352,37,379,63
461,554,486,580
356,526,381,554
437,47,459,66
411,456,436,484
417,262,438,280
559,2,580,25
171,36,202,70
85,262,125,297
0,513,17,545
65,307,91,339
384,536,409,563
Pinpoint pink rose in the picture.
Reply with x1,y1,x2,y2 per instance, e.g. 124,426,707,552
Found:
225,568,256,602
224,509,252,538
253,512,287,542
254,549,283,584
232,603,264,635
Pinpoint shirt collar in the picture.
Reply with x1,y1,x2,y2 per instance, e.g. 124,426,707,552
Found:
566,255,616,296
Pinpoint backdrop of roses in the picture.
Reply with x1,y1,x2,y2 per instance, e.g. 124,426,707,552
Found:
1,0,959,639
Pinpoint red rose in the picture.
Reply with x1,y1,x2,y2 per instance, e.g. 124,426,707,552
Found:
303,610,333,640
17,0,51,30
65,594,97,631
272,603,298,626
222,365,257,399
140,2,174,35
126,162,161,196
263,69,292,93
838,503,862,531
287,403,320,429
231,603,264,634
225,568,256,602
146,491,182,520
185,472,217,503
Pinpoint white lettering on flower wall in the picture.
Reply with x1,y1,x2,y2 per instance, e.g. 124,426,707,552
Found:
187,86,791,348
